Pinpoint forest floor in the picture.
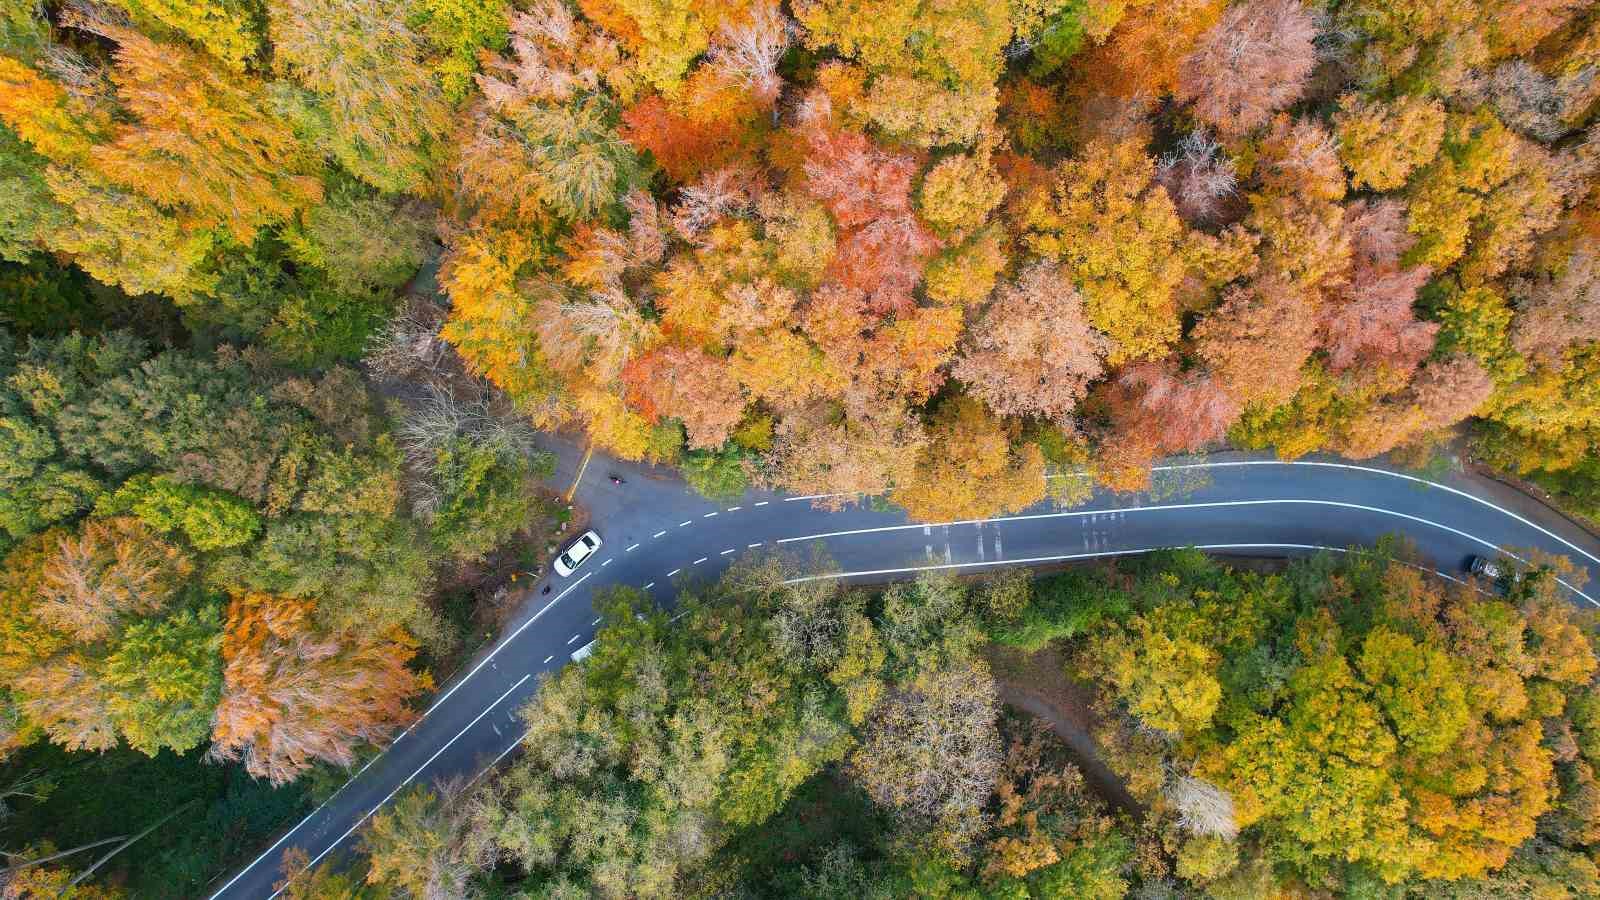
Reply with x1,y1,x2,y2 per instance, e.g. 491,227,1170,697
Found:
984,643,1142,817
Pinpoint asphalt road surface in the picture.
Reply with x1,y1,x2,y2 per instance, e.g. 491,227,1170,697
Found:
205,449,1600,899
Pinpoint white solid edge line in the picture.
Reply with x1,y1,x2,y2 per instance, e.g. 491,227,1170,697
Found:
782,458,1600,569
789,543,1461,592
205,747,378,898
774,498,1599,607
1057,459,1600,569
217,455,1599,898
420,572,590,718
465,729,527,789
210,574,590,900
783,544,1336,582
267,675,531,899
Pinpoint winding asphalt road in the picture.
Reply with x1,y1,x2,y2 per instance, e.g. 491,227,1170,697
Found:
204,448,1600,899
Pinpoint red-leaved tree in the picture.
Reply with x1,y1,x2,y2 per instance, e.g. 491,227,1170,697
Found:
1177,0,1319,137
802,100,940,315
210,593,426,785
953,262,1108,419
1097,358,1242,490
1194,276,1318,406
622,346,747,449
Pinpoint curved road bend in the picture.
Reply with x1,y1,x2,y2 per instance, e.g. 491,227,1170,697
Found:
206,450,1600,899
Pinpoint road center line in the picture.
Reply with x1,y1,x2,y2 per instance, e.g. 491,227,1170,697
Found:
218,454,1600,900
787,544,1465,593
773,498,1597,606
415,572,591,720
268,675,531,898
775,458,1600,572
1061,458,1600,569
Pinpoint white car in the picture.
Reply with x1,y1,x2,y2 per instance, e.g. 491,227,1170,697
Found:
553,530,602,577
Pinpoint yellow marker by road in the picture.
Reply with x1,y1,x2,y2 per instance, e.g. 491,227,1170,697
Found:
566,442,594,501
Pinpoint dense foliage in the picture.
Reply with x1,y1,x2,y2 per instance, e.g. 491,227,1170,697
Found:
0,0,1599,891
0,0,1591,518
312,545,1600,899
0,326,555,890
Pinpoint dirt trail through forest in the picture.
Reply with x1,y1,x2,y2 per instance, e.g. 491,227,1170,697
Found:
986,644,1143,817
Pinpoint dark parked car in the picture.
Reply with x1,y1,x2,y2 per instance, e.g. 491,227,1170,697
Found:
1467,554,1524,588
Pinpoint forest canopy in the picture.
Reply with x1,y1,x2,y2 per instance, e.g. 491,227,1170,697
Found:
0,0,1592,520
1,0,1600,892
304,546,1600,899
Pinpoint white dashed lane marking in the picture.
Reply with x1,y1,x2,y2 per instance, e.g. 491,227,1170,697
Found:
754,501,769,507
726,506,741,512
653,530,666,538
644,582,655,590
721,548,736,555
542,655,553,664
667,568,681,577
679,520,691,527
566,634,579,645
626,543,639,552
703,511,718,518
774,498,1599,606
692,557,707,565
